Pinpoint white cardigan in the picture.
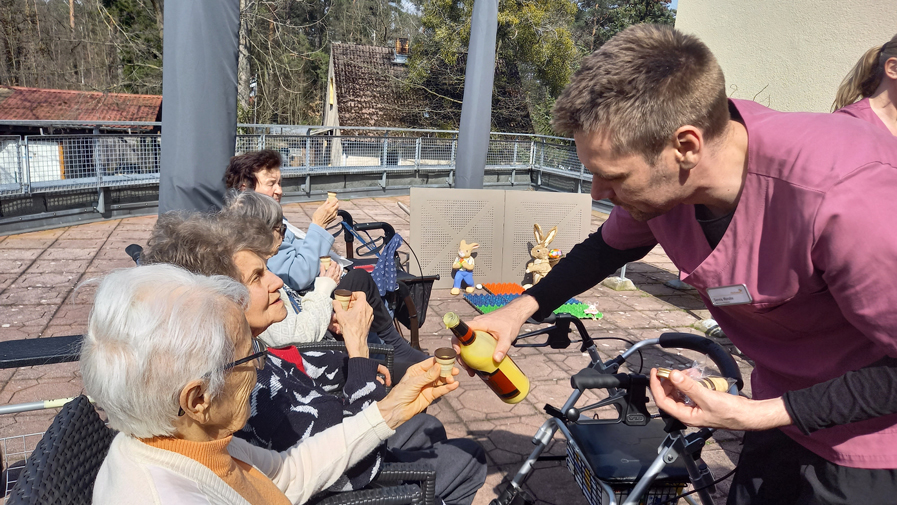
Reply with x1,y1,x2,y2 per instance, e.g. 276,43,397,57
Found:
92,404,394,505
259,277,337,347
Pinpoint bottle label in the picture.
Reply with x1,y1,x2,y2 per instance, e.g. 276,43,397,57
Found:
477,369,521,400
453,324,476,345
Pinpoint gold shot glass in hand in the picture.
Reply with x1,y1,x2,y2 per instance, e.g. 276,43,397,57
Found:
334,289,352,310
327,191,337,201
320,256,332,270
434,347,457,380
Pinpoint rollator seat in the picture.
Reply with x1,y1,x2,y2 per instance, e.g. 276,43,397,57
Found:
566,419,690,484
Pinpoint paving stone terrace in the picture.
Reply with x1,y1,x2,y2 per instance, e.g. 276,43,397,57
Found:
0,195,754,505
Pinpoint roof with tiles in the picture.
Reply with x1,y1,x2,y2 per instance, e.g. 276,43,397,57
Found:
331,43,431,129
330,42,532,133
0,86,161,125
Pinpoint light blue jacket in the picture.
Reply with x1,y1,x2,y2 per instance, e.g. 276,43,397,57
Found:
267,221,334,291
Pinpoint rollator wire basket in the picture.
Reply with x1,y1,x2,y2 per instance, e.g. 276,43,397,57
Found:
565,438,687,505
1,432,43,498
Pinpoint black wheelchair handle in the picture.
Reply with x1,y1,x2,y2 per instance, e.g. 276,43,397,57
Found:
126,244,143,264
570,369,648,391
658,333,744,391
354,221,396,243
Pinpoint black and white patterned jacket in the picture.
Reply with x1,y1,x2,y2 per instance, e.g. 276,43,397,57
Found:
236,350,387,492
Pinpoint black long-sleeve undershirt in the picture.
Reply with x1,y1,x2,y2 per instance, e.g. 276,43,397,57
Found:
784,355,897,435
525,218,897,434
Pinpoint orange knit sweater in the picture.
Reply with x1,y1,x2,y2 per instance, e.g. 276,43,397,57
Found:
141,435,290,505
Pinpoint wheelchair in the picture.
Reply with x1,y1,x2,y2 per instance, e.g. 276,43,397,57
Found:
492,314,744,505
330,209,438,351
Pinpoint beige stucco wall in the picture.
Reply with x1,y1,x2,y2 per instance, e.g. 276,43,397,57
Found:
675,1,895,112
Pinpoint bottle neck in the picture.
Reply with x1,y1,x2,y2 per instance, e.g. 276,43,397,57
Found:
449,320,476,345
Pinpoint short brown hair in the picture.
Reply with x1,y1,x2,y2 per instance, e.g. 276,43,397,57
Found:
224,149,282,190
142,212,274,281
552,24,729,162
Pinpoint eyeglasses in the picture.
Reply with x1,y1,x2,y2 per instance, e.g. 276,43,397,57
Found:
177,337,267,416
275,223,286,239
224,337,268,372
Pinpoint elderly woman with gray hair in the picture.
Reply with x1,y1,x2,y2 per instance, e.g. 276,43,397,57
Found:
140,211,487,505
223,190,340,346
82,264,458,505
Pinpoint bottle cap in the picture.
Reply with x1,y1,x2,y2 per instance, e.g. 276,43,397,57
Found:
443,312,460,328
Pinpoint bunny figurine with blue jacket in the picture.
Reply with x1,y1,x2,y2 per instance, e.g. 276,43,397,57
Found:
451,240,479,295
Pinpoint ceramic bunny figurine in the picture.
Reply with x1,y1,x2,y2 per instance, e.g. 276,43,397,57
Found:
526,224,557,285
451,239,479,295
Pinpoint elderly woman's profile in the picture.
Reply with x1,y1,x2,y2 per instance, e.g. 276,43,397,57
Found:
81,263,459,505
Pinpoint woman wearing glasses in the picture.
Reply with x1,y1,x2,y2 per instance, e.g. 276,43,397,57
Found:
141,211,488,505
82,264,457,505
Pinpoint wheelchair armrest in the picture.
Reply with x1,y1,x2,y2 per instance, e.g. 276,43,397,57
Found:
310,484,424,505
375,462,437,505
0,335,83,369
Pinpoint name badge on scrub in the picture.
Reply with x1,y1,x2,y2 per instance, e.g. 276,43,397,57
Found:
706,284,753,306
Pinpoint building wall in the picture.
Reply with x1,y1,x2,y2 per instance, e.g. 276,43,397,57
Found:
676,1,894,112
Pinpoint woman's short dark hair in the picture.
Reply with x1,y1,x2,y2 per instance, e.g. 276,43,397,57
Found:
224,149,282,190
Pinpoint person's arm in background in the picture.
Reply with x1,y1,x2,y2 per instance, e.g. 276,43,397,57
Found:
470,225,655,361
268,225,335,292
268,199,341,292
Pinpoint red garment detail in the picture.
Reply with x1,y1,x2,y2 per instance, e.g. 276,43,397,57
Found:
268,346,305,373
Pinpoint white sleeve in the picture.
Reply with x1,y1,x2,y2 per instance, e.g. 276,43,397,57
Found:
258,279,337,347
229,404,394,504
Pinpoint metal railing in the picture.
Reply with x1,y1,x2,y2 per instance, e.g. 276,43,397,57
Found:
0,122,590,197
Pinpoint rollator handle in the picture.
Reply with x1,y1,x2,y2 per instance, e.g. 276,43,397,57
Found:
570,369,648,391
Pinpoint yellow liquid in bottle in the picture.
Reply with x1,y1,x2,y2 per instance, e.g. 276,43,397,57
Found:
444,312,530,404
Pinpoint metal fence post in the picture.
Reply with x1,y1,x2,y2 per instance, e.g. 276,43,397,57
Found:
415,137,421,170
512,141,518,165
529,139,536,168
259,133,265,150
304,136,310,167
579,163,585,193
450,136,457,168
23,137,31,194
381,137,389,166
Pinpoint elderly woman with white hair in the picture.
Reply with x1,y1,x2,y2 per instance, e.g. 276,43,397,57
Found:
81,264,458,505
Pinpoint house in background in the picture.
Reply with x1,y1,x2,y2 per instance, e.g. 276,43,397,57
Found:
676,0,893,112
0,86,162,185
0,86,162,136
322,40,533,168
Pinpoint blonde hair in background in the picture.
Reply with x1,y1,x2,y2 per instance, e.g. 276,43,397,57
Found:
833,34,897,111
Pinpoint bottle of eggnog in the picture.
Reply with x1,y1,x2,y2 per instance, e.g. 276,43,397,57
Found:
443,312,530,404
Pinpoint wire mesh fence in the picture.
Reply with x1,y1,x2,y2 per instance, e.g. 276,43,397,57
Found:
0,127,587,196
